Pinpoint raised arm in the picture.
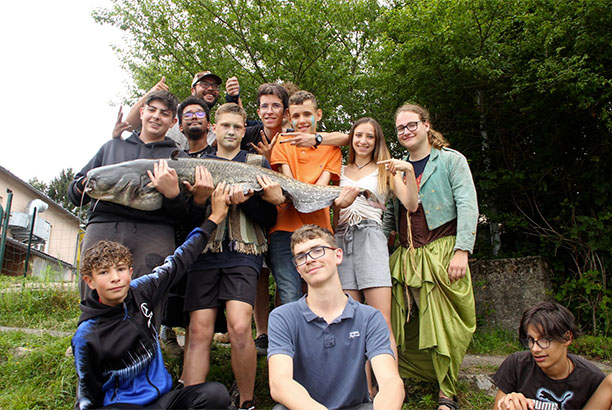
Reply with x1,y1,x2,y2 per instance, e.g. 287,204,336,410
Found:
125,76,169,131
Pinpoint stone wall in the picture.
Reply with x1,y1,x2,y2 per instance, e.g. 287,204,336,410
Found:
471,256,554,332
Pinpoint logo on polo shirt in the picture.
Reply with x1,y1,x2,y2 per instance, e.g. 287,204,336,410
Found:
349,331,360,339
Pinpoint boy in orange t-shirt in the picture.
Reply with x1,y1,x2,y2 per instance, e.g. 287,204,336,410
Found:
269,90,357,304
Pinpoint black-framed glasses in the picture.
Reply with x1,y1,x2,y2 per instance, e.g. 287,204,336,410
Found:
520,337,552,350
292,245,337,267
197,81,219,91
183,111,207,119
396,121,422,135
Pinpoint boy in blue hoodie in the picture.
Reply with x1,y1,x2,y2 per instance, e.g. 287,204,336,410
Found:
71,183,231,410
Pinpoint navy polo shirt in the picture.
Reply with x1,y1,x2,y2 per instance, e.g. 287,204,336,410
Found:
268,295,393,410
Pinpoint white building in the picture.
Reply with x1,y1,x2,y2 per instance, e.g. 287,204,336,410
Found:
0,166,80,280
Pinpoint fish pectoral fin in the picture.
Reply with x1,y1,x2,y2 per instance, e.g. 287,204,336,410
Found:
140,175,156,192
361,189,386,211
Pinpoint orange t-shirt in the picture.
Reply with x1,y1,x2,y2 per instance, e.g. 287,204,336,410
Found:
270,138,342,233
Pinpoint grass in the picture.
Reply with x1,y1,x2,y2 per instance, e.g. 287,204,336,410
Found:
0,331,76,409
468,328,521,356
402,379,494,409
0,276,79,332
570,335,612,363
0,275,609,409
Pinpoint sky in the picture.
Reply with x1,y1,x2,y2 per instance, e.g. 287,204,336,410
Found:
0,0,133,183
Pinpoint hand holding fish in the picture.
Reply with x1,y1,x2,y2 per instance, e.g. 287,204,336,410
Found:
112,106,133,139
184,165,214,206
209,182,231,224
333,186,360,208
377,159,415,176
228,184,254,205
250,130,278,163
147,160,180,199
257,175,285,205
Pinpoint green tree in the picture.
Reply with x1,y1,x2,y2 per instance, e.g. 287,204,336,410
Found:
29,169,79,216
28,178,47,194
93,0,383,130
95,0,612,332
375,0,612,333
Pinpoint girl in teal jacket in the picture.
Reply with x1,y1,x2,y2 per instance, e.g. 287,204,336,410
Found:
381,103,478,410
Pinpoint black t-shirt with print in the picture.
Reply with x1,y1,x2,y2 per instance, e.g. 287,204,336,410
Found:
493,351,605,410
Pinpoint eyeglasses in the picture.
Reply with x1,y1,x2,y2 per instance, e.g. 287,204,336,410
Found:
183,111,207,119
520,337,552,350
259,103,284,112
292,245,336,267
396,121,423,135
197,81,219,91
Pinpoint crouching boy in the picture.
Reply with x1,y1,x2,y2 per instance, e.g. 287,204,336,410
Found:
267,224,404,410
493,302,605,410
71,183,232,410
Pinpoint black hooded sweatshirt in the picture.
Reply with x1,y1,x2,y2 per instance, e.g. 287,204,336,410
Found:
67,132,198,226
71,222,215,409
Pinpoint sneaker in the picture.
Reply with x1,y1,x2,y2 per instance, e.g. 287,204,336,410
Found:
161,336,184,357
229,381,240,409
239,399,256,410
254,334,268,356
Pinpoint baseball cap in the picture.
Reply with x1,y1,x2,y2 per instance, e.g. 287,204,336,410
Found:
192,71,222,87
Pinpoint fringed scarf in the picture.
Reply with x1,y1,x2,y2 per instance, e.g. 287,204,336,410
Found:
202,154,268,256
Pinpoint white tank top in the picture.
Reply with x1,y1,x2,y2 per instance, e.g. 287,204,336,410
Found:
338,166,388,226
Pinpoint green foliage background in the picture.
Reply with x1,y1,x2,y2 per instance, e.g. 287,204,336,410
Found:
94,0,612,334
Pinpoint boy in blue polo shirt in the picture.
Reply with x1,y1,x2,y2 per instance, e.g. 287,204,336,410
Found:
267,224,405,410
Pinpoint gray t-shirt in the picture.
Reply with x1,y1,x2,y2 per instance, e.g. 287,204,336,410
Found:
268,295,393,410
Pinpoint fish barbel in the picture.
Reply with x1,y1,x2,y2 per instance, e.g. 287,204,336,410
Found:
84,157,381,213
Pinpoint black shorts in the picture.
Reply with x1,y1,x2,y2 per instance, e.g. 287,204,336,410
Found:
184,266,258,312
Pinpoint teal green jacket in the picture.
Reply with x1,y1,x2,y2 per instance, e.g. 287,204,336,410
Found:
382,147,478,253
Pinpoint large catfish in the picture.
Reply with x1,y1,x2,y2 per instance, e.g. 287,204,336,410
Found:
84,157,382,213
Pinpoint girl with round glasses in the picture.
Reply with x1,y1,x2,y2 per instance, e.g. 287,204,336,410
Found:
333,117,400,361
381,103,478,410
493,302,605,410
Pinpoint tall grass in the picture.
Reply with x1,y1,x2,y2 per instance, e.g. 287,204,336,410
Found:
0,276,79,331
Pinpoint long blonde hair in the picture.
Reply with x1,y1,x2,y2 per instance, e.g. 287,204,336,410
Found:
395,103,449,149
347,117,392,195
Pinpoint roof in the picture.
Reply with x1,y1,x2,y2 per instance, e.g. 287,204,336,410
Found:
5,237,76,269
0,165,79,222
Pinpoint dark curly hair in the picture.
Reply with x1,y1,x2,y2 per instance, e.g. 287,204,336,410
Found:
80,240,133,278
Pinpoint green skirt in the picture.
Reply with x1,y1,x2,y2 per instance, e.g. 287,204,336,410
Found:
390,235,476,397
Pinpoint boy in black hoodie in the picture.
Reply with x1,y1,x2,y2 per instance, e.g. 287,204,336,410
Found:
72,183,231,410
68,90,210,306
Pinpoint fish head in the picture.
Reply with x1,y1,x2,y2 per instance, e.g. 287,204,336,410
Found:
84,161,162,211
